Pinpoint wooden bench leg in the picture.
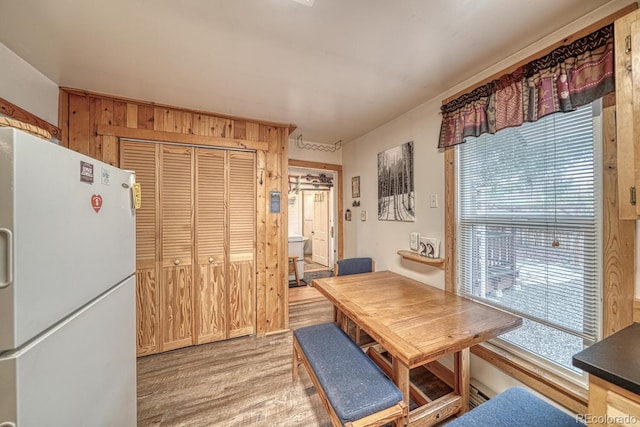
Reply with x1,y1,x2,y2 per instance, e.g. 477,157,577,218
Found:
292,337,300,381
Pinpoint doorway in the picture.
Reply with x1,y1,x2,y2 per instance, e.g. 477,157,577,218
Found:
288,162,342,274
288,170,334,272
303,189,330,271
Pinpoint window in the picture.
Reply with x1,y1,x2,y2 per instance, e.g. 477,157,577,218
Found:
457,102,602,376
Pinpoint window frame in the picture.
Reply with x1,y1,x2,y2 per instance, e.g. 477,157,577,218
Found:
443,94,633,414
456,101,603,383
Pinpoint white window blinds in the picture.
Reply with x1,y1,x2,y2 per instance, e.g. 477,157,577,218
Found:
457,103,601,353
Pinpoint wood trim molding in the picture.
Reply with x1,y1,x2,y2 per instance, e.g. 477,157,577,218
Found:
472,343,588,414
63,87,296,133
0,96,61,139
602,104,635,336
97,124,268,151
288,158,344,260
288,159,342,171
444,148,456,293
634,299,640,323
58,90,69,147
442,4,637,105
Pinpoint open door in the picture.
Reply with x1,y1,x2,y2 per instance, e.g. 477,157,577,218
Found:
311,191,329,266
288,163,339,270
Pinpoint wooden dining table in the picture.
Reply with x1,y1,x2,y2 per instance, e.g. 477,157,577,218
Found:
312,270,522,426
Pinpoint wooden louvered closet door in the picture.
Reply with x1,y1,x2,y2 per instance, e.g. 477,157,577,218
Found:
228,151,256,337
121,142,255,355
160,145,194,351
120,142,160,356
195,149,256,341
195,149,226,343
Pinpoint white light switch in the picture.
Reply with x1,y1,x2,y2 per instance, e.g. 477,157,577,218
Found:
429,194,439,208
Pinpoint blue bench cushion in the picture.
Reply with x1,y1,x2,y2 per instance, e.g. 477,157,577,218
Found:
336,257,373,276
446,387,584,427
294,322,403,424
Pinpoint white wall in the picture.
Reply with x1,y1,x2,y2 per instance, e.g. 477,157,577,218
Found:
0,43,59,126
341,0,636,401
342,99,445,286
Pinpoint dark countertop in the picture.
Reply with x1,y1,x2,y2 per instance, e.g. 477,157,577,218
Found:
572,323,640,395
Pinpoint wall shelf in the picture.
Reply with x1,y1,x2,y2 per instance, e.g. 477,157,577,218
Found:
397,250,445,269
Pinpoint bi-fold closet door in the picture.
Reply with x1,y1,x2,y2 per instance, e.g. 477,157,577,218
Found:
120,141,256,356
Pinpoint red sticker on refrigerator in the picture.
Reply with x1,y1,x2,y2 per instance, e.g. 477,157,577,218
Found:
91,194,103,213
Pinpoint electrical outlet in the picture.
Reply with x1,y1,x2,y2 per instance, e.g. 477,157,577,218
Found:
360,210,367,221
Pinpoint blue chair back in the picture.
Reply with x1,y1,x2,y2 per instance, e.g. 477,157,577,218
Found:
336,257,374,276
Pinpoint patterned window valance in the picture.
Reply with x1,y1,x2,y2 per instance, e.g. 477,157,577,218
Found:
438,24,614,149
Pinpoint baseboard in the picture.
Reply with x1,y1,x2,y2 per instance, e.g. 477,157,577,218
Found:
634,299,640,323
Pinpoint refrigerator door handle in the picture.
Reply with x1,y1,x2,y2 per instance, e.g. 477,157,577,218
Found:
0,228,13,289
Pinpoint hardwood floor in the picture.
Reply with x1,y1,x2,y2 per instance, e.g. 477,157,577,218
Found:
137,291,452,426
288,283,326,305
304,256,329,273
137,299,334,426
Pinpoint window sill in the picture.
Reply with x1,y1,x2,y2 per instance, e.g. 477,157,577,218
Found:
471,341,588,414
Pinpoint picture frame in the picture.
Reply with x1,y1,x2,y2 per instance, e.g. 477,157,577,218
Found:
378,141,414,221
352,176,360,198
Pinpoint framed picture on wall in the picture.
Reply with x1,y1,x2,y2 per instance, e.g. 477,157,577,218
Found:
352,176,360,198
378,141,414,221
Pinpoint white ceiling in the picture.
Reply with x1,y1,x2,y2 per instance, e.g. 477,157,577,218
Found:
0,0,620,144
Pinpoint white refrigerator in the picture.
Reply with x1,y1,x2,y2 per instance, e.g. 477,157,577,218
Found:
0,128,137,426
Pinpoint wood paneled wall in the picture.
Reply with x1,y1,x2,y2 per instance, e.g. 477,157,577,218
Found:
59,88,291,336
